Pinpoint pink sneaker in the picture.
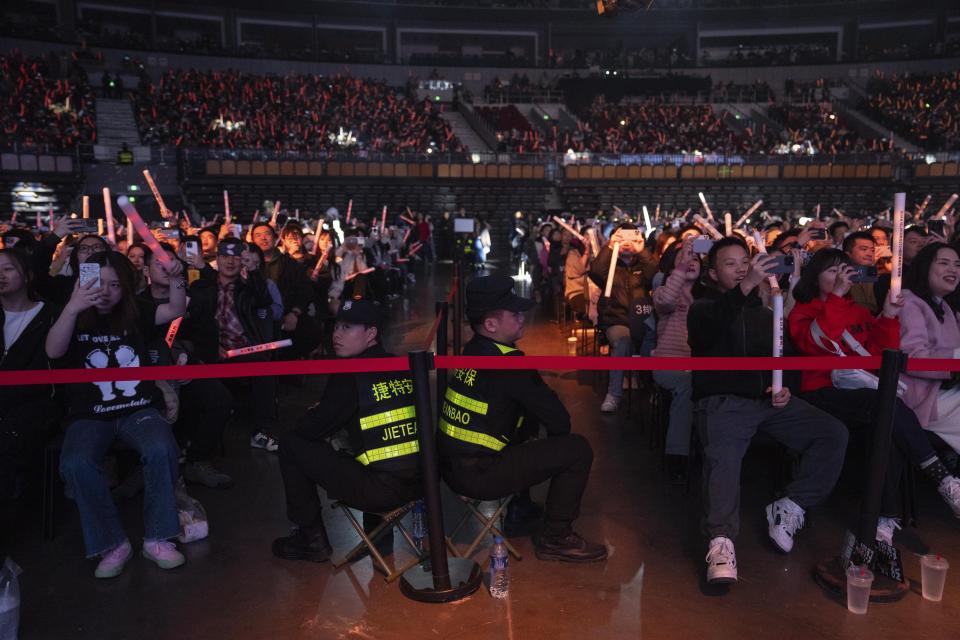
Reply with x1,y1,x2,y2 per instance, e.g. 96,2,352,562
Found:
94,540,132,579
142,540,186,570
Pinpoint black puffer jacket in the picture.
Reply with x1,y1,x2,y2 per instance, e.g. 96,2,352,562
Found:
588,245,658,328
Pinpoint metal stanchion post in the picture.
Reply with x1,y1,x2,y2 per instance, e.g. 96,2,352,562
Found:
814,348,910,601
452,260,463,355
400,351,482,603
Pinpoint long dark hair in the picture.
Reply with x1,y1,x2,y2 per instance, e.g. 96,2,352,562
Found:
0,248,39,302
904,242,958,323
791,249,850,304
76,251,140,334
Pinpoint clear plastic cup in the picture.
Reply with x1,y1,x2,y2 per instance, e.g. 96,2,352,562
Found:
846,565,874,614
566,336,577,354
921,555,949,602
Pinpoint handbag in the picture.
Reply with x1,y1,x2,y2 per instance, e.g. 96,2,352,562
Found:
809,320,907,397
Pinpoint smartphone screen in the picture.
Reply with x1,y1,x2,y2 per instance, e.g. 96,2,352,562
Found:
809,227,827,240
185,238,199,259
768,254,795,275
850,265,879,283
692,237,714,254
78,263,101,289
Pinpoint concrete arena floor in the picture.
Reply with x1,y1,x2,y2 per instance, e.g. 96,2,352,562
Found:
5,264,960,640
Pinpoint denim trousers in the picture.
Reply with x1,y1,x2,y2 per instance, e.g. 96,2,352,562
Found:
59,408,181,557
605,324,633,398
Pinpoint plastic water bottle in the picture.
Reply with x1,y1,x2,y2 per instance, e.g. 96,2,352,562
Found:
411,500,426,556
489,537,509,599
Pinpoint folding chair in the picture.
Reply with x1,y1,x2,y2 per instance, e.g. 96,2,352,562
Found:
331,500,425,583
446,496,522,560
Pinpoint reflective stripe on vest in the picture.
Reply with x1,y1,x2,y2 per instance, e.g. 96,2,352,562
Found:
359,405,417,431
439,419,506,452
356,440,421,466
494,343,518,355
444,387,488,415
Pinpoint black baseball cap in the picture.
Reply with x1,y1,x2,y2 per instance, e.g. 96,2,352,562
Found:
465,274,535,322
336,298,384,327
218,237,244,257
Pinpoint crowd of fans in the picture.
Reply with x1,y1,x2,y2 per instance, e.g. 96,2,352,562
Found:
865,71,960,152
130,71,465,154
767,102,889,155
0,51,97,150
701,43,835,66
512,196,960,582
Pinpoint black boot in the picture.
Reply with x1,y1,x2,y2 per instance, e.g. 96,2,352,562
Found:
272,520,333,563
534,529,608,563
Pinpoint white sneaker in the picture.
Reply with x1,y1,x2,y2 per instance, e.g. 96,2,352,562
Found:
765,497,805,553
938,476,960,519
600,394,620,413
706,536,738,584
875,516,902,546
250,431,279,452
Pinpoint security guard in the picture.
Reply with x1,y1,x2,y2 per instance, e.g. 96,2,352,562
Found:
273,299,420,562
439,274,607,562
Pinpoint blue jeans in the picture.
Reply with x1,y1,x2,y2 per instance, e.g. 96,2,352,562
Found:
605,325,633,397
652,369,693,456
60,408,181,557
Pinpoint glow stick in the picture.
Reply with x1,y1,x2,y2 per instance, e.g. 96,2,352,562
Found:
693,214,724,240
915,194,932,219
117,196,175,269
294,208,300,220
724,212,732,237
103,187,116,246
698,192,714,221
772,292,783,396
933,194,959,220
551,216,586,243
82,195,89,219
165,317,183,348
402,227,411,244
225,339,292,359
586,227,600,256
815,204,821,220
345,199,352,223
97,219,104,235
604,242,620,298
752,230,781,292
380,206,387,235
270,201,280,227
400,215,416,226
223,190,231,224
36,212,41,230
408,242,423,256
181,209,192,227
126,219,133,246
655,204,661,221
735,200,763,228
891,192,905,299
311,247,330,279
642,206,652,232
312,218,324,255
142,169,171,218
345,267,376,281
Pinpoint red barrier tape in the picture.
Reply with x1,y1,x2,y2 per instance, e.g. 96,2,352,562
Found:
3,353,960,386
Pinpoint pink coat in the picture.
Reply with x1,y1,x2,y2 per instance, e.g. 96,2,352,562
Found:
898,290,960,426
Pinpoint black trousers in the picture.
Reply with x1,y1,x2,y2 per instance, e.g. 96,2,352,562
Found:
175,378,234,462
441,434,593,537
278,429,420,528
802,387,937,518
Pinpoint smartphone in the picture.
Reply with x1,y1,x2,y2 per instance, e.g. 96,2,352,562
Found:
78,263,101,289
850,265,879,284
75,219,99,234
928,219,945,236
768,254,795,275
158,228,180,243
809,227,827,240
184,237,200,259
692,237,714,254
231,224,243,238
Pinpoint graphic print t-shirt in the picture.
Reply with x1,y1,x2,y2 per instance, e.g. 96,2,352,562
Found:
59,299,164,420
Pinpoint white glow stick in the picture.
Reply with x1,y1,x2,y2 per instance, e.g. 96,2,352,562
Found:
225,339,292,359
223,190,231,224
82,195,89,219
752,230,781,292
891,192,906,299
642,206,652,232
604,242,620,298
698,192,714,221
380,206,387,235
103,187,116,246
693,214,724,240
142,169,171,218
117,196,175,269
270,201,280,227
724,212,732,237
933,193,959,220
772,292,783,396
586,227,600,256
815,203,821,220
551,216,586,243
734,200,763,228
312,217,324,255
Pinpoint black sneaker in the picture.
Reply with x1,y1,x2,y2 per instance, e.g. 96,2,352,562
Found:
272,524,332,563
534,531,608,563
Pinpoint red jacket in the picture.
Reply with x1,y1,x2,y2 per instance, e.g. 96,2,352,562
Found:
787,293,900,393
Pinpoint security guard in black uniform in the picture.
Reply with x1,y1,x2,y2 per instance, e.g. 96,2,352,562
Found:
440,275,607,562
273,299,420,562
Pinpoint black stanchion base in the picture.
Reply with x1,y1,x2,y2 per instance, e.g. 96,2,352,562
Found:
399,557,483,603
813,557,910,603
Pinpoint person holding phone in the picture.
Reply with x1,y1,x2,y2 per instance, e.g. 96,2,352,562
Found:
842,231,880,314
46,251,187,578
